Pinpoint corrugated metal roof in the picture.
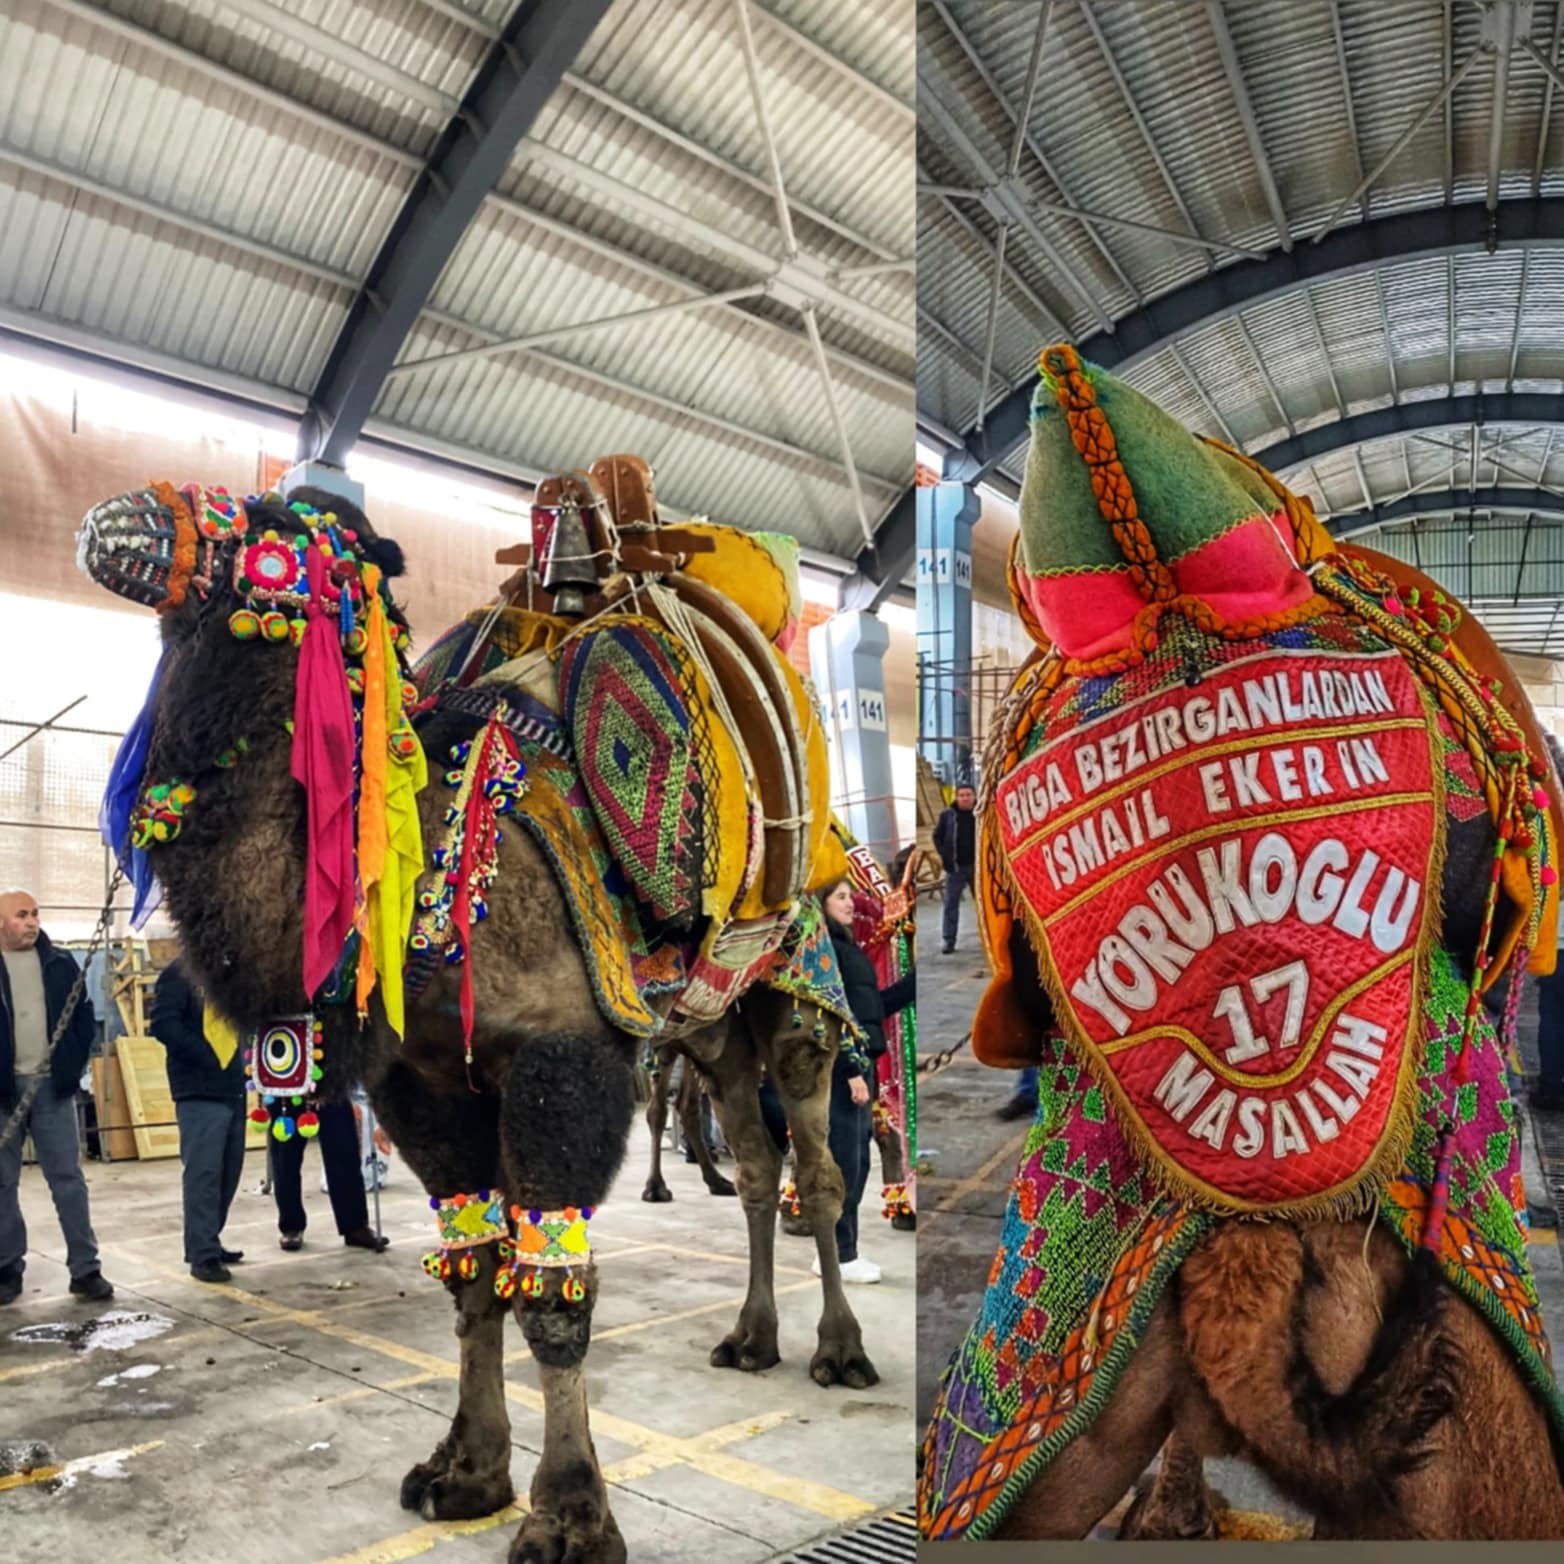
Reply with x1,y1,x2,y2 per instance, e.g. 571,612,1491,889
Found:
921,0,1564,649
0,0,913,563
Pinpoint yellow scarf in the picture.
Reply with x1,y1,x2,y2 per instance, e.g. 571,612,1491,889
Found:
367,587,426,1037
202,1003,239,1069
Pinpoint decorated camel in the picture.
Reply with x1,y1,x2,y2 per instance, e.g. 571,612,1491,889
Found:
77,457,877,1564
919,345,1564,1541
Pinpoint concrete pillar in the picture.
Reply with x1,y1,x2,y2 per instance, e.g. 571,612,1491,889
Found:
809,609,897,859
916,479,978,785
278,459,365,511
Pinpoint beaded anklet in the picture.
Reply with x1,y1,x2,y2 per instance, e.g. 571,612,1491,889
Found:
421,1189,509,1283
881,1181,913,1221
496,1204,594,1305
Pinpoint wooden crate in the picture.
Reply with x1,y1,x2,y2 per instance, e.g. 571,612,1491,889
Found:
115,1036,180,1160
90,1054,139,1161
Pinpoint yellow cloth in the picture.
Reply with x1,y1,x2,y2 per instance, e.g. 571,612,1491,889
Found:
356,566,391,1016
370,636,427,1039
202,1004,239,1069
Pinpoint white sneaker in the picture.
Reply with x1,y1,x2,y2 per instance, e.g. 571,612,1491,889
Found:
839,1256,882,1285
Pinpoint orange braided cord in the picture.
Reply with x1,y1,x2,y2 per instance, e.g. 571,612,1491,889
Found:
152,480,198,613
1005,531,1050,649
1038,343,1175,604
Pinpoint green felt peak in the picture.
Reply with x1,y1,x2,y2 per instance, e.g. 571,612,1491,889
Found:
1019,349,1274,579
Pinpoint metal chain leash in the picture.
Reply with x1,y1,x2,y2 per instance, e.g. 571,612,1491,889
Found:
916,1029,971,1077
0,865,126,1154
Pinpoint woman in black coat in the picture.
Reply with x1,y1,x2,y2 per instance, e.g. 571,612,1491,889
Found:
818,878,915,1284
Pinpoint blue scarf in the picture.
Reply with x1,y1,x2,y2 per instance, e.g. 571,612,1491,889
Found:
100,649,168,929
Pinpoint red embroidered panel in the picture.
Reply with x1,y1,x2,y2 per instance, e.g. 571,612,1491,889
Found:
995,646,1442,1211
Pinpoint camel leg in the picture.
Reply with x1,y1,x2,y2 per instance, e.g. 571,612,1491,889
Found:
640,1059,673,1204
500,1031,636,1564
754,993,877,1390
872,1095,915,1231
369,1058,515,1520
1117,1429,1218,1540
1326,1273,1564,1539
679,1066,736,1198
993,1292,1182,1538
696,1020,785,1373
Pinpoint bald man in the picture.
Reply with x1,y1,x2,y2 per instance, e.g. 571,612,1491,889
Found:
0,890,112,1304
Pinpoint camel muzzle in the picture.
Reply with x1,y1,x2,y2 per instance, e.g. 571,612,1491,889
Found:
78,487,208,610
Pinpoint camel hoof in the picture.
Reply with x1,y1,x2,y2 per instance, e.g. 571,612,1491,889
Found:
891,1212,916,1231
640,1178,673,1204
401,1449,513,1519
509,1506,626,1564
704,1176,738,1198
710,1328,781,1373
810,1344,879,1390
779,1212,813,1238
418,1472,515,1522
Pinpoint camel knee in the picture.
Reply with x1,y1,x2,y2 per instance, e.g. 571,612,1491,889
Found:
514,1270,597,1369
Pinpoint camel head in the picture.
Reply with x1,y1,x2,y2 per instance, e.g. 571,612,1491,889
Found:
78,482,411,1027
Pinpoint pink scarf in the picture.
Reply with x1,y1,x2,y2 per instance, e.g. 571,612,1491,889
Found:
291,545,358,1000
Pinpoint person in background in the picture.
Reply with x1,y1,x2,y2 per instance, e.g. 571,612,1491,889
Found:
271,1095,389,1254
935,784,978,954
149,957,248,1283
818,879,916,1285
996,1064,1040,1123
0,888,113,1305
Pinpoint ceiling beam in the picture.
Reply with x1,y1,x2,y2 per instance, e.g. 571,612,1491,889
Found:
301,0,615,466
1252,393,1563,474
839,485,916,612
1327,485,1564,539
941,198,1564,484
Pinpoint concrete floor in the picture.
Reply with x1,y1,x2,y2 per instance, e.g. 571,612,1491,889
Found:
0,1121,914,1564
915,893,1564,1537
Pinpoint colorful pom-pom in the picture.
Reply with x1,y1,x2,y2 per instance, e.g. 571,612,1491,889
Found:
229,608,261,640
297,1111,319,1139
562,1277,586,1304
272,1116,295,1142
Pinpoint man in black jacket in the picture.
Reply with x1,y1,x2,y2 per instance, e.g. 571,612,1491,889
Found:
150,958,248,1283
0,889,113,1305
934,784,978,954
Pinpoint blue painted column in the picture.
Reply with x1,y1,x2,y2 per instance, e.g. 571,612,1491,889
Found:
809,610,897,859
916,479,978,785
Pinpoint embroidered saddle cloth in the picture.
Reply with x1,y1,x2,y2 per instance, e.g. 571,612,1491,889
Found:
918,944,1564,1541
991,614,1445,1216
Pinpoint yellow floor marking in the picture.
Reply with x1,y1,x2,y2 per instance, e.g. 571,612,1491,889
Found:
96,1247,873,1522
0,1439,163,1494
313,1500,529,1564
923,1131,1028,1224
626,1239,816,1278
1530,1228,1558,1247
313,1410,812,1564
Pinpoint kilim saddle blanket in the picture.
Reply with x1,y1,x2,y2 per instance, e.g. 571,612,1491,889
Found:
917,945,1564,1541
991,614,1445,1216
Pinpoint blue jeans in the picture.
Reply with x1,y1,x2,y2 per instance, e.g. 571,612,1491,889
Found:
1537,965,1564,1088
1015,1066,1039,1108
0,1076,102,1282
